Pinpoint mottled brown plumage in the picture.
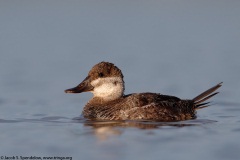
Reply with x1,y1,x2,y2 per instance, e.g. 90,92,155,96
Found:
65,61,222,121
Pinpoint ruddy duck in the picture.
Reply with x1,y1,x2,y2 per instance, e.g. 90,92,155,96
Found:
65,61,222,121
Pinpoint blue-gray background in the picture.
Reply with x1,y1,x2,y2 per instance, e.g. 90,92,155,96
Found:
0,1,240,160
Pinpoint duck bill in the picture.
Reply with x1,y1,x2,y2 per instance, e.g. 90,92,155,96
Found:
65,76,93,93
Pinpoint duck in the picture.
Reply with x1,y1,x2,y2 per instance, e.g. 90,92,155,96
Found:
65,61,222,121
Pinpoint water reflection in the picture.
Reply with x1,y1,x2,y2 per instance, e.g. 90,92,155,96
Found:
78,119,217,141
0,116,217,141
81,118,217,128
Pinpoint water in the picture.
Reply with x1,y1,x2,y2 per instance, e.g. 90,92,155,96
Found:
1,0,240,160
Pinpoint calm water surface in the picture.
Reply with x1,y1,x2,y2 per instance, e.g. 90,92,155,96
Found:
0,1,240,160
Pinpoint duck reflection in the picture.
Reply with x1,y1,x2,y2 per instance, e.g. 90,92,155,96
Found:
74,118,216,141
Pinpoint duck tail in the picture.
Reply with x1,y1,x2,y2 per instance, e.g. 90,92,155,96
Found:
193,82,222,110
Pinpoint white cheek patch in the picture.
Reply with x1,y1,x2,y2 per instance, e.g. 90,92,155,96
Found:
95,83,115,95
91,77,122,87
91,77,124,100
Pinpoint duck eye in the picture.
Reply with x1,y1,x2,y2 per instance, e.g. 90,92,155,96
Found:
99,73,104,77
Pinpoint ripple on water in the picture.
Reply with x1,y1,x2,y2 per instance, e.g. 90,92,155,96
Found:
0,115,217,128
